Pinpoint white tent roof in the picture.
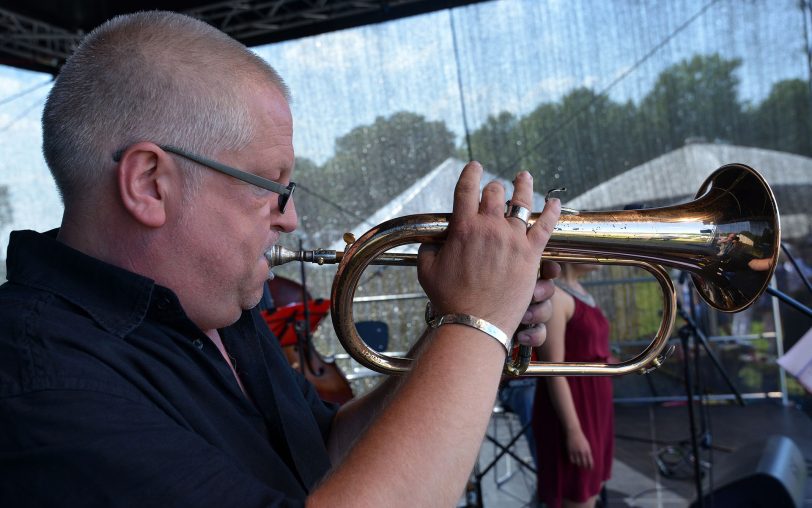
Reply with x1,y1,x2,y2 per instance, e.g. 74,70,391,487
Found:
330,144,810,250
565,143,811,240
330,157,548,250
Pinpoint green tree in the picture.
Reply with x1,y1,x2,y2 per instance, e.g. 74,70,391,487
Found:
325,111,454,207
466,111,524,175
461,54,751,198
288,156,345,247
556,88,642,195
639,54,744,152
296,112,456,245
744,79,812,157
514,88,642,197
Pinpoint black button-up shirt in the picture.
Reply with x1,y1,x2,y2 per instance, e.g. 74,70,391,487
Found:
0,230,337,507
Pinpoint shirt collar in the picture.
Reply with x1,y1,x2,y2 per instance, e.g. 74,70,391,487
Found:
6,229,155,337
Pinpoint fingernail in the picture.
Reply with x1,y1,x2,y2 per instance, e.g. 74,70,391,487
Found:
523,310,532,322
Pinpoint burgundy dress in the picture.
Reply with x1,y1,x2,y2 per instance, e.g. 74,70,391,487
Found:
532,296,613,508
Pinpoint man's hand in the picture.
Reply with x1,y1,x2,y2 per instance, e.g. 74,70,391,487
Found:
515,260,560,348
417,161,561,340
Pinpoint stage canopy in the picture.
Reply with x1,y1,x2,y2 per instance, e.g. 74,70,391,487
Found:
0,1,485,74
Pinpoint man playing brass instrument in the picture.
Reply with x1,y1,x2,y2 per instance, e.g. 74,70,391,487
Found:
0,11,561,506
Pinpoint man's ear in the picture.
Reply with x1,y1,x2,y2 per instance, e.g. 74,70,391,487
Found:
116,142,173,228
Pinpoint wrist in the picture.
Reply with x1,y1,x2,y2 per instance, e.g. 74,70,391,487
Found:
564,424,583,436
425,302,511,355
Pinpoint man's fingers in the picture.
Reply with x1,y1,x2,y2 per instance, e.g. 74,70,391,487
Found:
479,180,506,217
452,161,484,219
515,323,546,347
540,259,561,280
503,171,534,230
508,172,533,209
522,299,552,326
528,197,560,250
532,278,556,304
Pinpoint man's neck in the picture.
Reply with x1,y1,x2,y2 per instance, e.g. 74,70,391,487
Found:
206,328,250,399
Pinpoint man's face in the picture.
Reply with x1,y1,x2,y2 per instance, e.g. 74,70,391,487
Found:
176,85,297,330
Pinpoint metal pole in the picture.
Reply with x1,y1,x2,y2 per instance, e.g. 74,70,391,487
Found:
770,275,789,406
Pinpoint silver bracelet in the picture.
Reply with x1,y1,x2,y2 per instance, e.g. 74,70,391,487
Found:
425,303,511,355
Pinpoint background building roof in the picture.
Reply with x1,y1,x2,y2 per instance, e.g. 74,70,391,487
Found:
330,157,547,250
566,142,810,240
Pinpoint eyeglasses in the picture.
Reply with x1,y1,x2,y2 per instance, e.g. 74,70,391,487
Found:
113,144,296,213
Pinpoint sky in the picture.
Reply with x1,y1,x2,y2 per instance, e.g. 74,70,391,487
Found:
254,0,807,163
0,0,808,264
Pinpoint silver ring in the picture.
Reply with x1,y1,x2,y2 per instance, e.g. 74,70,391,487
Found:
505,202,531,227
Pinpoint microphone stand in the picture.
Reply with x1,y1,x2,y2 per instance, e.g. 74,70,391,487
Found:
688,242,812,506
677,303,746,407
672,273,747,508
296,237,318,377
679,322,705,506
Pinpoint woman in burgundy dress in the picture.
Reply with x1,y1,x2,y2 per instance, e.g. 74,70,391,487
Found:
532,263,613,508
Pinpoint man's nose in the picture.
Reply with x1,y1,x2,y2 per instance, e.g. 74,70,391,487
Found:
276,198,298,233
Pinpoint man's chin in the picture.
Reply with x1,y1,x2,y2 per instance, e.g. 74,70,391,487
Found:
243,283,267,311
245,295,264,311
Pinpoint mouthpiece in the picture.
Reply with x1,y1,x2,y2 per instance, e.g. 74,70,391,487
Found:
264,245,342,268
264,244,418,276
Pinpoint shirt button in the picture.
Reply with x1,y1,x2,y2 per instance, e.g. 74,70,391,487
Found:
192,339,204,350
156,298,170,311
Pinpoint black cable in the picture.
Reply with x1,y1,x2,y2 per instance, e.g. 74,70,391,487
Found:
296,182,375,229
0,95,47,133
449,9,474,163
0,79,51,107
801,0,812,118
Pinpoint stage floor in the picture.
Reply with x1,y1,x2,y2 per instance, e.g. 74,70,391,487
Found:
470,402,812,507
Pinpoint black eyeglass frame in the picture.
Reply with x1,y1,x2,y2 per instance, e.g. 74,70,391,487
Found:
113,144,295,213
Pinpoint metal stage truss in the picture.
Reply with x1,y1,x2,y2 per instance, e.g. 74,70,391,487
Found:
0,0,485,74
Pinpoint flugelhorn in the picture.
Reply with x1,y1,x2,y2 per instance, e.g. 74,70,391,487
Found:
266,163,780,377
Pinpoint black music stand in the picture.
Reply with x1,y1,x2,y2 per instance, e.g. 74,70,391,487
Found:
466,390,537,507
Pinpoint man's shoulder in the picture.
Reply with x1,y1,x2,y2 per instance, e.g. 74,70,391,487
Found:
0,280,59,341
0,280,140,399
0,279,95,336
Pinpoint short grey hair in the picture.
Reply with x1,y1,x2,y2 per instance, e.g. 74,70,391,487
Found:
42,10,290,206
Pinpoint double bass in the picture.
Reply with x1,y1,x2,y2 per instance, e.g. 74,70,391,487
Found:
260,275,354,405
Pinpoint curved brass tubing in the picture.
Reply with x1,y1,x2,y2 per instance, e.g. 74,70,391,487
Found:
266,163,780,377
